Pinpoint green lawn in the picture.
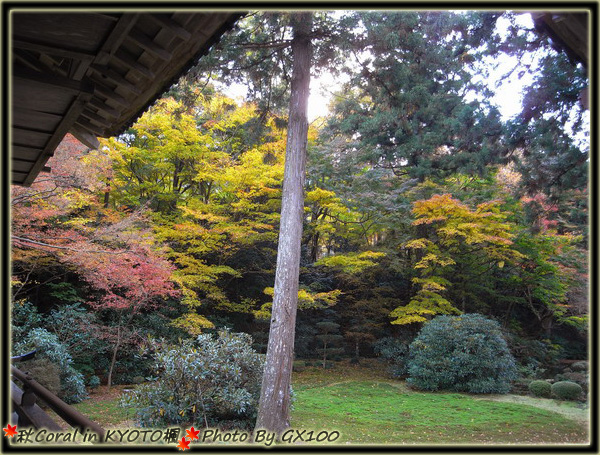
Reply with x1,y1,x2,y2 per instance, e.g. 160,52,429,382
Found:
290,380,588,445
73,361,589,446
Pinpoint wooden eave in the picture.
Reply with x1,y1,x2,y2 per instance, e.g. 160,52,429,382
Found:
531,12,589,68
11,11,244,186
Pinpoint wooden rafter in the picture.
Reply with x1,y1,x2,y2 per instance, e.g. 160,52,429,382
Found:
11,11,244,186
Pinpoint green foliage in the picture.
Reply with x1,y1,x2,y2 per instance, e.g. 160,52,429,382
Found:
505,334,561,376
528,380,552,398
18,358,62,397
373,337,409,377
11,300,42,344
87,375,101,389
315,321,345,367
104,95,289,331
315,251,386,274
327,12,505,181
571,361,588,372
122,330,264,428
551,381,582,401
15,328,87,403
45,303,110,378
47,282,82,305
407,314,517,393
392,193,523,325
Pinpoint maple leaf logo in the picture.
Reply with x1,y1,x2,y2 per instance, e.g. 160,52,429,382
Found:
176,436,191,451
186,427,200,441
3,425,18,438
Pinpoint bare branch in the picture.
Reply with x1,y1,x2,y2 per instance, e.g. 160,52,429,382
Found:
12,236,125,255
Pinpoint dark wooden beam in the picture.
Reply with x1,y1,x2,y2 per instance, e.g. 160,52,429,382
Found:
13,64,92,95
112,49,155,79
23,87,93,186
13,49,54,73
127,29,172,61
75,118,104,136
90,64,142,95
99,13,140,60
13,106,63,123
12,37,95,61
149,14,192,41
94,84,129,107
70,125,100,149
89,98,121,118
13,156,36,164
80,109,112,127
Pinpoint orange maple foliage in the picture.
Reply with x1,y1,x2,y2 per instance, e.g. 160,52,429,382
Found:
186,427,200,441
3,424,18,438
176,437,190,450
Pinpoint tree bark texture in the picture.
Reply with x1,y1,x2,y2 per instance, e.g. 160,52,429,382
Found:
255,12,312,435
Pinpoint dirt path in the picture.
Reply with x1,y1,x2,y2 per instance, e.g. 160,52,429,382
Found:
475,394,590,423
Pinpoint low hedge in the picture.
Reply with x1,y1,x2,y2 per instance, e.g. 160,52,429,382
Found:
528,380,552,398
551,381,582,400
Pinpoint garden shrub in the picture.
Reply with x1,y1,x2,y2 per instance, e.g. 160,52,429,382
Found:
14,328,87,403
11,300,43,345
45,303,110,378
373,337,409,377
407,314,517,394
571,361,588,372
87,375,101,389
122,330,264,429
551,381,582,400
19,358,62,397
528,380,552,398
504,333,561,376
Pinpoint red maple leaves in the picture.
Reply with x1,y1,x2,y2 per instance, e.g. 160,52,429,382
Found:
176,437,190,451
186,427,200,441
3,424,18,438
176,427,200,450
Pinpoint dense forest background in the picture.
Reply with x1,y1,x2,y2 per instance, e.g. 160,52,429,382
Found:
11,11,588,396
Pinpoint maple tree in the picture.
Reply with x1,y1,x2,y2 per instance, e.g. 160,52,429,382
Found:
102,95,287,335
392,193,524,325
11,134,179,388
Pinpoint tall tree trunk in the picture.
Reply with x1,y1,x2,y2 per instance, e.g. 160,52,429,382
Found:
103,178,111,209
107,325,122,391
255,12,312,435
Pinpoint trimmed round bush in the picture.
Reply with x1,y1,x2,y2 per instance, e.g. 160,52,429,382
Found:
551,381,582,400
528,380,552,398
571,361,588,372
407,314,518,394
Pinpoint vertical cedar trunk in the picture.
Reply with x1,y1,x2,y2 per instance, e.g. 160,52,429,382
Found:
255,12,312,435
